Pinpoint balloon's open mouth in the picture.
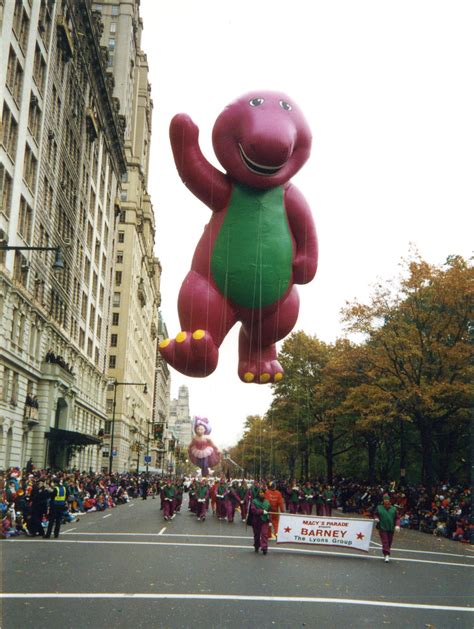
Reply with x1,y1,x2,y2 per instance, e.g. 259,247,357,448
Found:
238,144,285,176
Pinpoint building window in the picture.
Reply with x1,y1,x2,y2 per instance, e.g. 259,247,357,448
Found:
111,5,119,16
1,104,19,161
23,144,38,191
84,257,91,281
19,9,30,50
112,292,120,307
0,166,13,218
81,292,87,319
118,231,124,243
115,271,122,286
1,367,10,402
33,44,46,93
38,0,52,44
28,94,42,144
89,304,96,332
108,38,115,50
116,251,123,264
18,196,33,243
110,22,116,33
112,313,119,326
13,1,29,51
109,355,116,368
87,222,93,250
11,371,19,405
110,334,118,347
6,46,24,105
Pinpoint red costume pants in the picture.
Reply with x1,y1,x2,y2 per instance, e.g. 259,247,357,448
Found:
163,499,174,519
253,520,270,552
378,529,394,556
225,501,236,522
302,502,313,515
216,497,226,519
196,499,207,520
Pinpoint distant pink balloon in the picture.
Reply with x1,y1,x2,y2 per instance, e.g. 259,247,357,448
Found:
188,416,221,475
160,91,318,384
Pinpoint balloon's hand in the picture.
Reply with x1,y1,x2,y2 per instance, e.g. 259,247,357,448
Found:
293,254,314,284
170,114,200,152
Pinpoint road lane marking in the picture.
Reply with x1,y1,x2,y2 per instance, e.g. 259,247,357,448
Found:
0,593,472,612
103,514,112,519
62,532,253,540
4,539,472,568
64,528,76,533
369,541,472,559
58,531,473,560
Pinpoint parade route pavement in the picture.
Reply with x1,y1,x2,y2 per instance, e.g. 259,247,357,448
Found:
1,497,473,628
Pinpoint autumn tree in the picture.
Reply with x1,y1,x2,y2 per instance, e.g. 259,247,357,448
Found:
342,253,473,486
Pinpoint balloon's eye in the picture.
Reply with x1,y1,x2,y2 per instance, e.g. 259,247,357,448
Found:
249,97,264,107
280,101,292,111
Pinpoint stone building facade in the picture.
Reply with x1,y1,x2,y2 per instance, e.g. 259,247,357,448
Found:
92,1,162,473
0,0,127,470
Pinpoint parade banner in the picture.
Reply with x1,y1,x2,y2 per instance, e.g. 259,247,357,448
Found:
276,514,374,552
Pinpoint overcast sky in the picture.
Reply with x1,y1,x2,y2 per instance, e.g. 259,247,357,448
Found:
140,0,474,448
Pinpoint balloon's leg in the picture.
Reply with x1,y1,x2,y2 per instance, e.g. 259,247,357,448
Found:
159,271,237,377
237,287,300,384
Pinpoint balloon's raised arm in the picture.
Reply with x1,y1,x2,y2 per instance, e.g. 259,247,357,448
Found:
285,184,318,285
169,114,230,212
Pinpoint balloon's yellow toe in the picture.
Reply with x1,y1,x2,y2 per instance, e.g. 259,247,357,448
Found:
175,331,187,343
259,373,271,383
159,339,171,349
274,372,284,382
243,372,255,383
192,329,206,340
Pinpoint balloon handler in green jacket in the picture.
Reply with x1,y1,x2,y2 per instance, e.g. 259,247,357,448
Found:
248,487,271,555
374,494,400,562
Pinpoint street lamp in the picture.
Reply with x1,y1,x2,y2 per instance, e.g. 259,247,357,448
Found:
108,380,147,474
0,245,64,271
144,419,161,476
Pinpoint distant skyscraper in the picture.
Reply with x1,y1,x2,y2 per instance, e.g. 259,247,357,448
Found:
168,385,192,449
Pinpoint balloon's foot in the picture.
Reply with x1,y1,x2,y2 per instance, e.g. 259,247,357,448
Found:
238,359,284,384
159,330,218,377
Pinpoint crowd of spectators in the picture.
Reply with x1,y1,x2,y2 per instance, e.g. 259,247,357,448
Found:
0,466,161,539
1,465,471,545
334,479,472,543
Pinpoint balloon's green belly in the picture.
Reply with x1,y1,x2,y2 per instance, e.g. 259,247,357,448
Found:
210,185,293,309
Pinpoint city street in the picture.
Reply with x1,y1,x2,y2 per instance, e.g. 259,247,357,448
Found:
1,496,473,628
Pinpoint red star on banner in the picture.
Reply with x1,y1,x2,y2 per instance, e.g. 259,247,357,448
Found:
356,532,365,540
284,526,292,533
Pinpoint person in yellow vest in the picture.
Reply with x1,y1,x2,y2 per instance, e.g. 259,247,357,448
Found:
45,477,68,539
